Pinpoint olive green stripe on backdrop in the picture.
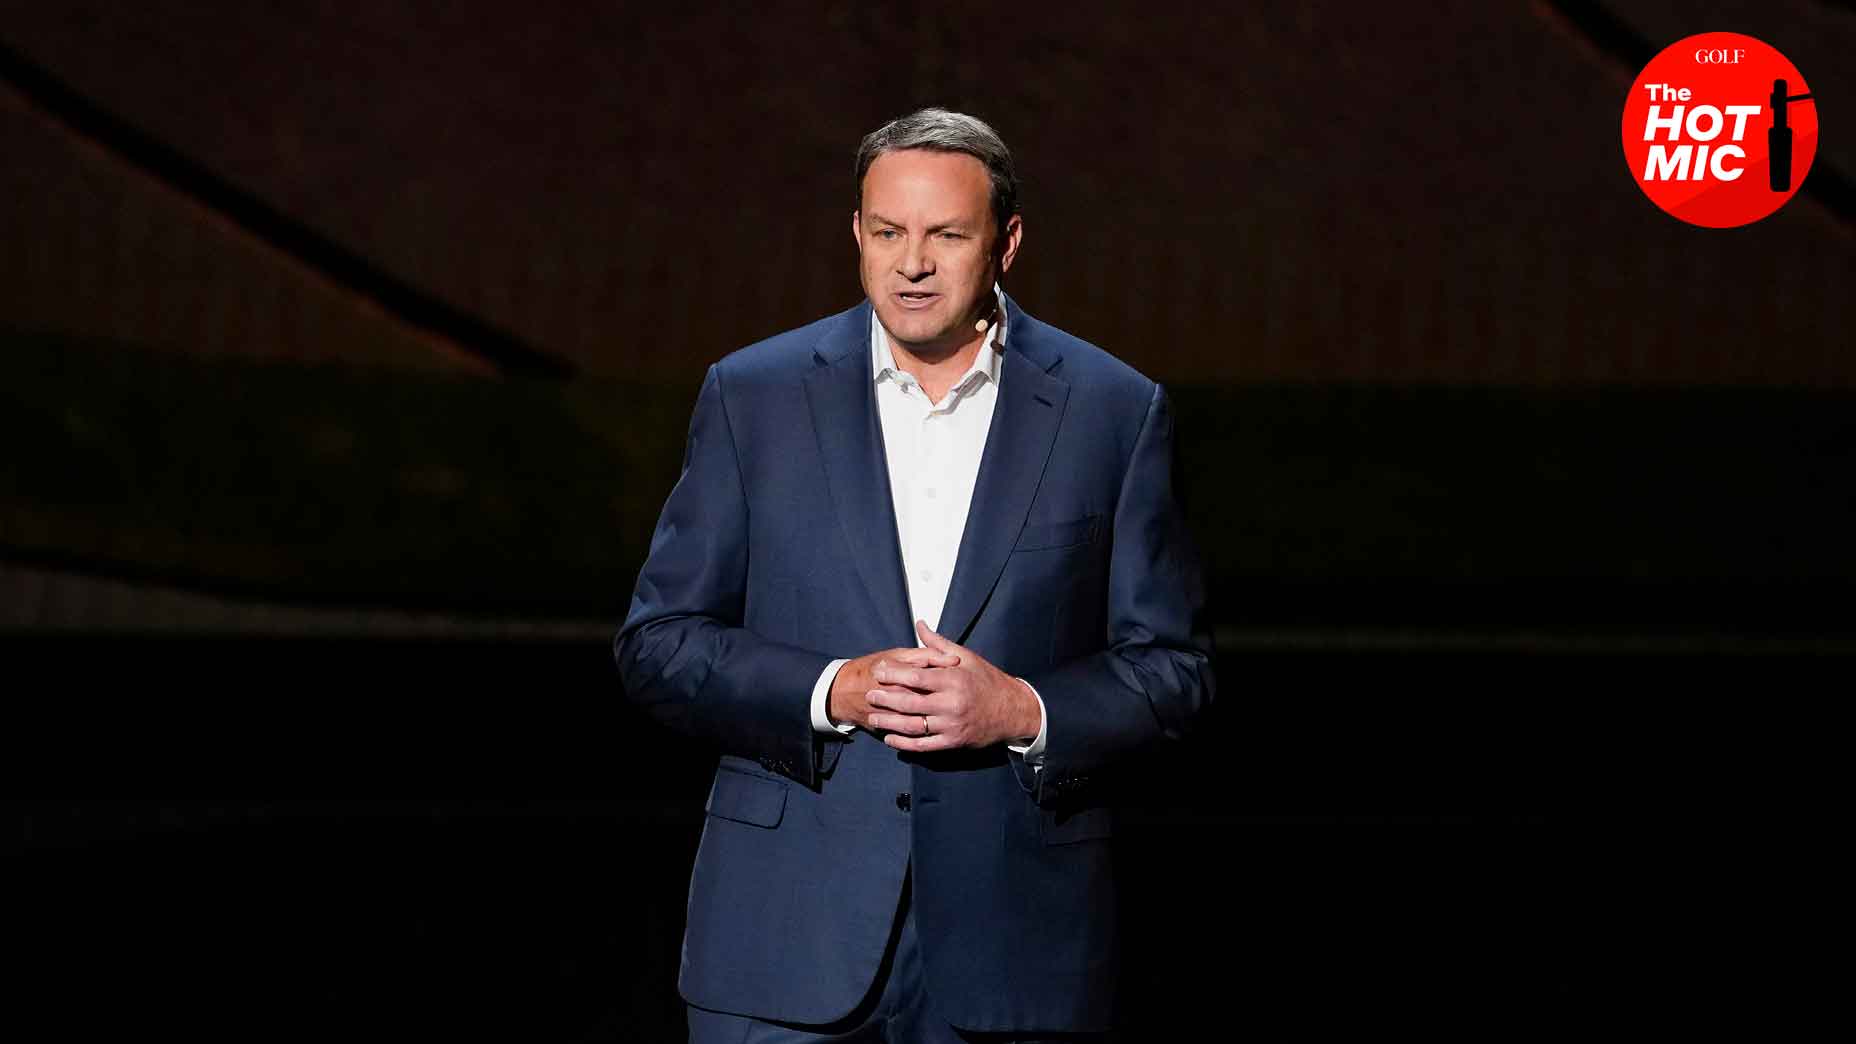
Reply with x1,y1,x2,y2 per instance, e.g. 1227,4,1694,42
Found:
6,327,1856,620
3,329,687,614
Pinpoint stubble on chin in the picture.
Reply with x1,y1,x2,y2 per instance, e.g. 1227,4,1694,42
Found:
882,297,988,360
884,317,961,361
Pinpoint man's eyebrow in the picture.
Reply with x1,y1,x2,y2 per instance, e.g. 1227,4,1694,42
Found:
863,212,971,232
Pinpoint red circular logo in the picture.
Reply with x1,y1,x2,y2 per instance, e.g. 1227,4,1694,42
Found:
1621,32,1818,228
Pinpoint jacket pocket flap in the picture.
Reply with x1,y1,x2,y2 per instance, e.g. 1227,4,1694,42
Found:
1015,515,1098,552
706,767,787,828
1040,805,1113,845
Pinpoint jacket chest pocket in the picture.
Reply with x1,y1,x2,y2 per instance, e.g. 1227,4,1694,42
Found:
1014,514,1099,553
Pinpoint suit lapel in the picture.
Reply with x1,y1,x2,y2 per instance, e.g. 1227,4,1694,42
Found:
802,296,1073,648
936,296,1071,644
802,302,916,646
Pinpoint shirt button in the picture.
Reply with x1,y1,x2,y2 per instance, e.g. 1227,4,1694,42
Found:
924,487,937,499
896,792,912,812
918,569,932,582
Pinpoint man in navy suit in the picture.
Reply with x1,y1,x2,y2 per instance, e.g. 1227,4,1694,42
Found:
616,108,1213,1041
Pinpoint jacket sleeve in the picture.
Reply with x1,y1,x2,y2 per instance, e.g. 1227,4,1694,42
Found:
614,364,840,787
1012,381,1216,806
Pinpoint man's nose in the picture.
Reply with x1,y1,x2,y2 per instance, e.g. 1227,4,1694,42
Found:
897,236,933,279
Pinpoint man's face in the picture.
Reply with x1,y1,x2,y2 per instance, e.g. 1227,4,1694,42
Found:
854,149,1021,359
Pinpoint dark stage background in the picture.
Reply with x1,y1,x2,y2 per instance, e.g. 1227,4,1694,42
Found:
8,1,1851,1040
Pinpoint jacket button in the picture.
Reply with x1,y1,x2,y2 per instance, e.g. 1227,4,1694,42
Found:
895,792,912,812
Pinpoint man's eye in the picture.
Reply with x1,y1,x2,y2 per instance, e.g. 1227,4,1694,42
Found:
876,229,900,240
938,231,963,240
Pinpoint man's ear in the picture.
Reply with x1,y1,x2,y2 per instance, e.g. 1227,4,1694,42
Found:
850,210,862,255
997,214,1023,275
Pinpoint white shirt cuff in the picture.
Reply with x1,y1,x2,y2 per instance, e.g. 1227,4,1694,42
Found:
811,658,855,734
1005,678,1047,767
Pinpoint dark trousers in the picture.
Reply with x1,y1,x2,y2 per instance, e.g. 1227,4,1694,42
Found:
686,869,1104,1043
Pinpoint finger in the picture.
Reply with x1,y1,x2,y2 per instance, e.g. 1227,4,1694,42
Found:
891,647,961,668
884,731,961,753
865,687,924,714
876,659,969,692
874,663,958,691
871,664,929,690
865,711,928,736
915,619,963,655
868,689,965,719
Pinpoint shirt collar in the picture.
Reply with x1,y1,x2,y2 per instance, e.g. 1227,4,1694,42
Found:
871,284,1008,394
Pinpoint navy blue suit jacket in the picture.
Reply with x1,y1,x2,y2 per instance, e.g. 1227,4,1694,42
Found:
615,295,1213,1033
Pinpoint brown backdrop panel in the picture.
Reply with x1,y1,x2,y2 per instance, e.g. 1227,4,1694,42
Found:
0,87,465,370
2,2,1849,384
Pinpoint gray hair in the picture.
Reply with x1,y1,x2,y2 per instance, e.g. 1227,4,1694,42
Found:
855,108,1020,235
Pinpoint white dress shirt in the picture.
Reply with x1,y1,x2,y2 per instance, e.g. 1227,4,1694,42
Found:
807,286,1048,764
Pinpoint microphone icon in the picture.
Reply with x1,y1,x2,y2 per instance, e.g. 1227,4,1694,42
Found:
1768,78,1816,192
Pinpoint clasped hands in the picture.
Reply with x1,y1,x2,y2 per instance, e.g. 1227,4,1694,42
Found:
827,619,1041,752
